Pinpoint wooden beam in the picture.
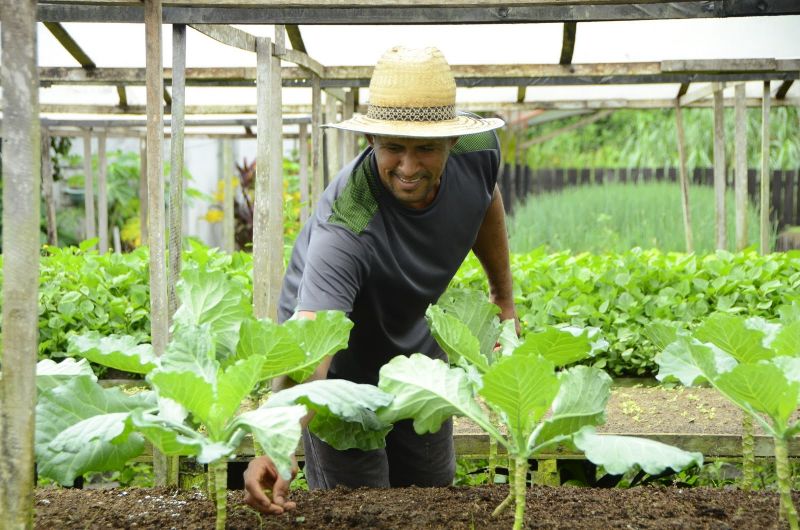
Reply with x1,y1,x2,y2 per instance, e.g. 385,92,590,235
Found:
41,129,59,246
760,82,771,255
775,79,794,99
311,74,323,210
679,82,727,107
43,21,96,68
674,101,693,253
116,85,128,107
712,83,727,250
734,83,748,251
558,22,577,65
189,23,256,52
520,109,613,149
83,130,96,239
676,82,690,99
168,23,186,317
222,138,235,253
97,132,109,253
37,1,800,24
285,24,306,53
516,86,526,103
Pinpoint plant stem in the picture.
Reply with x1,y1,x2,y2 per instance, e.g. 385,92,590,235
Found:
741,415,755,491
212,460,228,530
492,458,515,517
207,462,216,500
774,436,799,530
488,411,498,484
512,457,529,530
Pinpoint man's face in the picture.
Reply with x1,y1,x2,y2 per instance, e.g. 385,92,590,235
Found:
367,135,458,209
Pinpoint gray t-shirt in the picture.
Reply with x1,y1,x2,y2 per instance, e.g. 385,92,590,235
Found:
278,131,501,385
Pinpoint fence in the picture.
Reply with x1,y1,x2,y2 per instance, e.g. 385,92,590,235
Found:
499,164,800,230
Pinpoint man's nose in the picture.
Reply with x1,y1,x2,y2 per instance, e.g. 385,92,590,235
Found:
397,152,420,175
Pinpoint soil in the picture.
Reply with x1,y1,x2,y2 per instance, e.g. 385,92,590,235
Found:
34,484,796,529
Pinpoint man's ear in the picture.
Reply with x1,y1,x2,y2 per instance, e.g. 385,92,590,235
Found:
449,136,460,148
365,134,375,147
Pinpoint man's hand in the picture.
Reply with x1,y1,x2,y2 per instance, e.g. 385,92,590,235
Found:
243,455,297,515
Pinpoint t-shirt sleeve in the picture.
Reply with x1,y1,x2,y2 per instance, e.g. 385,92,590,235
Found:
294,223,369,314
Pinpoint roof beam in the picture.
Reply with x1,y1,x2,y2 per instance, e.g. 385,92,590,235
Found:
37,1,800,25
43,21,96,68
34,60,800,88
285,25,306,54
775,80,794,99
520,109,613,149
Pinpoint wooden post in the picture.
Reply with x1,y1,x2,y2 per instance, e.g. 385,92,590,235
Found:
299,122,310,224
713,84,727,250
267,26,286,319
325,94,339,185
760,82,771,255
311,74,324,209
168,23,186,318
342,89,355,160
113,226,122,253
0,0,40,525
139,135,148,246
734,84,748,251
97,132,109,253
83,130,96,241
145,0,170,487
222,138,235,253
41,128,59,246
674,101,694,253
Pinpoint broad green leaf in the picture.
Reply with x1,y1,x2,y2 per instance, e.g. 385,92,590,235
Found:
148,370,214,426
772,320,800,358
173,268,250,358
529,366,611,454
643,321,681,350
479,354,559,447
208,355,266,436
36,358,95,392
498,319,521,358
232,405,306,480
745,317,782,350
436,289,501,359
715,363,799,432
284,311,353,382
35,376,156,486
772,356,800,387
130,411,234,463
695,314,773,363
377,354,500,442
426,305,489,372
655,339,735,386
40,412,145,486
514,326,592,367
574,427,703,475
236,318,305,379
68,332,158,374
160,324,218,385
268,379,393,451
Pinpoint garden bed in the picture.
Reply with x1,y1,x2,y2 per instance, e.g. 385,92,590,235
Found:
34,484,796,529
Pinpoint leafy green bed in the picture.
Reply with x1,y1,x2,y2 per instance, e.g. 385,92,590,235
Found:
453,248,800,376
2,243,798,378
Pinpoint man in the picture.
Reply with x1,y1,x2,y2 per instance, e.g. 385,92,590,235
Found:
244,45,516,515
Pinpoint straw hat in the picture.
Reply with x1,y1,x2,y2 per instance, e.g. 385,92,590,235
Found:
325,46,504,138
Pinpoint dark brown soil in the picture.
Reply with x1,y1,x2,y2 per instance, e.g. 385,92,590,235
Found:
34,484,796,529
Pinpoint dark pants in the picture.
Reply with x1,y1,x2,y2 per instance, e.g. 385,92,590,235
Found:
302,418,455,489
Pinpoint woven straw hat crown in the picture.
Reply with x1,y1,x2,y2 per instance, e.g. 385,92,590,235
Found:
325,45,504,138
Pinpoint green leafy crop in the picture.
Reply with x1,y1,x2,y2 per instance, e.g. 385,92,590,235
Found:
378,292,702,530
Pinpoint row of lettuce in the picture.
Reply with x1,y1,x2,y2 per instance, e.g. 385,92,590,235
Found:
6,242,799,377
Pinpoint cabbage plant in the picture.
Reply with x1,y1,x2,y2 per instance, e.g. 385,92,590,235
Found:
654,312,800,529
36,269,392,530
378,293,703,530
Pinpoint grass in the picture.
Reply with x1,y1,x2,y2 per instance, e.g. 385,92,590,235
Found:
507,182,774,254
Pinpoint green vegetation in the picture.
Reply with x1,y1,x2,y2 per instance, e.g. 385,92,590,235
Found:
520,107,800,170
654,310,800,528
508,182,772,254
453,248,800,376
378,292,701,530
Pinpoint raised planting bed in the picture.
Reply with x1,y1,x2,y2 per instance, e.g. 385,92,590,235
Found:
34,484,798,529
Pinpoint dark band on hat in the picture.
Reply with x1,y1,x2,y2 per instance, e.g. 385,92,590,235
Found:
366,104,456,122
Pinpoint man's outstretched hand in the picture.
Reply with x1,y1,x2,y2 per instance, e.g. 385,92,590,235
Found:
243,456,297,515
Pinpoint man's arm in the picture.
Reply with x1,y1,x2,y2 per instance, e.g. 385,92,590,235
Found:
472,185,519,331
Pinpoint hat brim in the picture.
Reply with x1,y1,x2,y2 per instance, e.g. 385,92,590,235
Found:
324,114,504,138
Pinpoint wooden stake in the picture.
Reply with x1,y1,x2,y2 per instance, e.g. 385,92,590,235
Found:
343,89,355,159
168,23,186,318
41,128,59,246
712,84,727,250
311,74,324,209
83,130,96,240
97,132,109,253
760,82,771,255
325,94,339,186
222,138,235,253
734,84,748,251
299,122,309,224
674,101,694,253
139,135,149,245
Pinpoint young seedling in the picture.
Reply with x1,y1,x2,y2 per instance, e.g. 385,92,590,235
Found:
378,294,702,530
40,269,393,530
654,311,800,529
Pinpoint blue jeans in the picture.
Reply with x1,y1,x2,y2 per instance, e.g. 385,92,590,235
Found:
301,418,455,488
